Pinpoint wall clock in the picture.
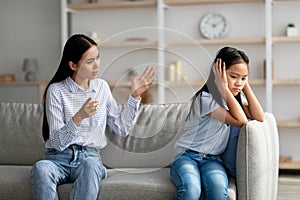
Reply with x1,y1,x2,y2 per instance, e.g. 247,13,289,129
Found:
199,12,230,39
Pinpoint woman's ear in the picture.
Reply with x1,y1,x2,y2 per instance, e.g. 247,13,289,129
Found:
68,61,78,71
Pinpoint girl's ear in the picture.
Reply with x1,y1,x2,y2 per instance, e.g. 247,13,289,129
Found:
68,61,78,72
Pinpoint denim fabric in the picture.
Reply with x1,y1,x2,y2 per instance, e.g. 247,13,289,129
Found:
222,126,240,178
31,145,107,200
170,150,228,200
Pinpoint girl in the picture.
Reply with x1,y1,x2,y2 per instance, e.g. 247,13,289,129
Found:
31,34,156,200
170,46,264,200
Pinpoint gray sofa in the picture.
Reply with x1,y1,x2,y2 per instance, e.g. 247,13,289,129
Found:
0,102,279,200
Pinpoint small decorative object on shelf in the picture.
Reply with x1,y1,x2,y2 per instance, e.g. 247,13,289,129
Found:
168,60,183,82
0,74,15,82
22,58,38,82
127,68,135,80
287,23,298,37
175,60,182,81
168,64,176,82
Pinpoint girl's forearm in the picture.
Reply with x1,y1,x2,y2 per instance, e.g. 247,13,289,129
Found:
224,88,248,124
243,83,264,122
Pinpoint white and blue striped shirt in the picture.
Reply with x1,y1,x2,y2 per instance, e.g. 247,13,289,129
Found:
45,76,140,151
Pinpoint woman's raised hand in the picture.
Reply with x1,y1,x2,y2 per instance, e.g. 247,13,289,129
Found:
131,66,156,99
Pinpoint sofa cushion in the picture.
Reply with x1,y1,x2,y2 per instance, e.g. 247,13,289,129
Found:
236,112,279,200
0,102,45,165
0,166,236,200
58,168,237,200
0,165,33,200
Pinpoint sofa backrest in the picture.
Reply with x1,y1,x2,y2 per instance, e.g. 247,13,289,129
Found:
0,102,190,167
0,102,45,165
101,103,190,169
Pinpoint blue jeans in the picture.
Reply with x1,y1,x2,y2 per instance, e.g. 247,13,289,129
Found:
31,145,107,200
170,150,228,200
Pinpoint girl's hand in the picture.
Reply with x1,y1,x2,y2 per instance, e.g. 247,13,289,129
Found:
73,97,99,126
213,59,228,98
242,80,251,92
131,66,156,99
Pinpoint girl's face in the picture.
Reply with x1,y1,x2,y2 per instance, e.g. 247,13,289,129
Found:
73,45,100,81
226,62,248,96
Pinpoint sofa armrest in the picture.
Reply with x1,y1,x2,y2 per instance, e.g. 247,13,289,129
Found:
236,112,279,200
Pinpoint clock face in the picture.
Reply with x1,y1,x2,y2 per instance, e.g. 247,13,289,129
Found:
200,12,229,39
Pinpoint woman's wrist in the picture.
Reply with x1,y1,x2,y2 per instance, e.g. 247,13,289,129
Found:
131,91,141,100
73,113,83,126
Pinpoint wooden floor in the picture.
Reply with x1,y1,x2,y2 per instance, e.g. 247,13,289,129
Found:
277,174,300,200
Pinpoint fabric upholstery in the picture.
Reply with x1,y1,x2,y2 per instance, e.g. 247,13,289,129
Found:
0,166,33,200
236,112,279,200
0,102,45,165
101,103,190,169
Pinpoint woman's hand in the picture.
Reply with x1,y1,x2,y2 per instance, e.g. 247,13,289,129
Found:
213,59,229,98
131,66,156,99
73,97,99,126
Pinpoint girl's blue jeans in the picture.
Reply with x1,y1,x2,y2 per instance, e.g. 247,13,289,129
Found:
31,145,107,200
170,150,228,200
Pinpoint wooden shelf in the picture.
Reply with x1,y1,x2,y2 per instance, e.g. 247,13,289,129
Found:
165,0,264,6
96,36,300,48
165,37,265,47
249,79,265,86
274,0,300,2
0,81,46,87
99,40,156,48
273,79,300,85
98,37,264,48
277,120,300,128
68,1,156,10
280,162,300,170
273,36,300,44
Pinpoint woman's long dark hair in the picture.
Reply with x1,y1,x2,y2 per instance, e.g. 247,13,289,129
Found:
42,34,97,141
188,46,249,119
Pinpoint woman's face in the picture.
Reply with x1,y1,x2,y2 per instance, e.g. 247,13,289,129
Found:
226,62,248,96
74,45,100,81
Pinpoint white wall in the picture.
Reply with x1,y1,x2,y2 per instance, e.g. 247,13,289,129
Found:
0,0,61,82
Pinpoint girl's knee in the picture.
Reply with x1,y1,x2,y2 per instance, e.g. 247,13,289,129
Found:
176,183,201,200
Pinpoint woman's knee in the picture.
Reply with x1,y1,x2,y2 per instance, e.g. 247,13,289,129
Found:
32,160,54,177
79,157,106,178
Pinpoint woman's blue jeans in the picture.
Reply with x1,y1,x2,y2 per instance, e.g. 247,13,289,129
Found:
170,150,228,200
31,145,107,200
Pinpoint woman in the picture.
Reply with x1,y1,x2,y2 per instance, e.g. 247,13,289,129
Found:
170,46,264,200
31,34,156,200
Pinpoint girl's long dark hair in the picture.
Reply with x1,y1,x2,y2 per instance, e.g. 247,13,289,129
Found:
42,34,97,141
188,46,249,119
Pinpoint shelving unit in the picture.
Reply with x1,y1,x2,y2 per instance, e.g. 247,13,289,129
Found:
61,0,300,169
68,1,156,10
271,0,300,169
